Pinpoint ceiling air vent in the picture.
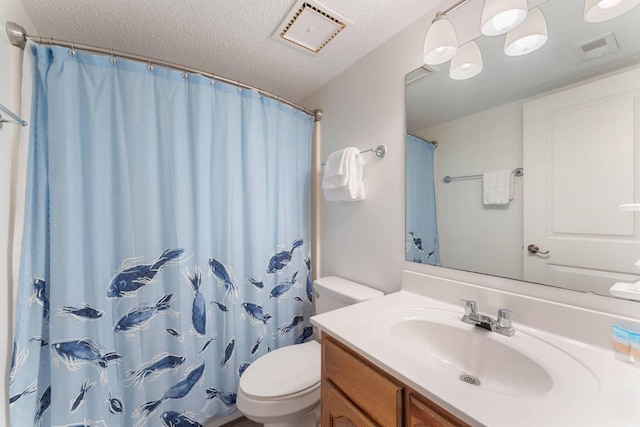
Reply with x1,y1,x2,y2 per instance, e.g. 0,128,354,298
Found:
273,0,350,55
574,32,619,62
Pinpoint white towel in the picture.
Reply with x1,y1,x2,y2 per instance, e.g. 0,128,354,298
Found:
322,148,350,189
322,147,365,202
345,152,365,202
483,170,514,206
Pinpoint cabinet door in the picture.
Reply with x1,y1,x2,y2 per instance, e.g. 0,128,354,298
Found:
322,380,380,427
406,392,470,427
323,335,403,426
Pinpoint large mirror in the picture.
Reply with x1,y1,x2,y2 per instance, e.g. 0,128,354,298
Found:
406,0,640,299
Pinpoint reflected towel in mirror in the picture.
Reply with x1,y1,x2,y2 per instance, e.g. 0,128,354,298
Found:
483,170,514,205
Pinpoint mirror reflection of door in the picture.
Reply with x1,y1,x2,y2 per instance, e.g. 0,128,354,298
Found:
523,66,640,295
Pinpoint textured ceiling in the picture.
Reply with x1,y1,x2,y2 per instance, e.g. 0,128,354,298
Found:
20,0,443,103
407,0,640,131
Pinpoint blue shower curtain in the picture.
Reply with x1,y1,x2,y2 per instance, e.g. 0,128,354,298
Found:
10,44,314,427
406,134,440,265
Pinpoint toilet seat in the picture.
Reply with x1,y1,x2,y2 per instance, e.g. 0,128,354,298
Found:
237,341,322,424
239,340,321,400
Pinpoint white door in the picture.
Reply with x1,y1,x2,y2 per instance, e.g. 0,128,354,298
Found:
523,66,640,296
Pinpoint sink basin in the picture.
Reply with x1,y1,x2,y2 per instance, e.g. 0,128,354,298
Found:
375,307,599,398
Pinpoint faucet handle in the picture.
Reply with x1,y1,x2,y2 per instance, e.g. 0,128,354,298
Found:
460,299,477,316
497,309,519,328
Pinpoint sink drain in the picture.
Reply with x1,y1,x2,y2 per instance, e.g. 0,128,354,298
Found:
459,374,481,386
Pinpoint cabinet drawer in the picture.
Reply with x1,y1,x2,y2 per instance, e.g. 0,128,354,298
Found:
322,335,403,427
406,391,470,427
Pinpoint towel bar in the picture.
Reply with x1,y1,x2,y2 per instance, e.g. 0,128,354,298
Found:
442,167,523,184
0,102,27,128
321,145,386,166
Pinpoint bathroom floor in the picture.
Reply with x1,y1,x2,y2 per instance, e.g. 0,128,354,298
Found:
221,417,262,427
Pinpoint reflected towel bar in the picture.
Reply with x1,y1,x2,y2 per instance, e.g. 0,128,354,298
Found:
321,145,387,166
443,167,523,184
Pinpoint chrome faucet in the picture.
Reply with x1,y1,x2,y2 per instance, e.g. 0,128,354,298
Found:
460,299,518,337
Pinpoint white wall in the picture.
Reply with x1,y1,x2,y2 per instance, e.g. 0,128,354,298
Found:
0,5,35,426
301,11,431,294
419,100,524,281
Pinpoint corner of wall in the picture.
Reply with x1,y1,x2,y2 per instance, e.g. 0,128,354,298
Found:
299,11,435,295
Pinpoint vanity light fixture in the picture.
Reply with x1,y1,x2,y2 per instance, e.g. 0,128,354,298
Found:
481,0,528,36
449,41,483,80
423,13,458,65
583,0,640,22
504,8,548,56
421,0,551,80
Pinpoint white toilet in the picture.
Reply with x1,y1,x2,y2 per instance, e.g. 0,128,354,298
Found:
236,276,384,427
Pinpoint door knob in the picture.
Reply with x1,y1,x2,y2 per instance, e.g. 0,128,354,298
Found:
527,244,549,255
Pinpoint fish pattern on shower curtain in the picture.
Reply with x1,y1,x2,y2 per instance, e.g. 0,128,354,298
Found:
9,42,314,427
13,246,312,427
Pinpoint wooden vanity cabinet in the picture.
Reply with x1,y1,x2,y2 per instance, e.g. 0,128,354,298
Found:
322,334,403,426
321,334,470,427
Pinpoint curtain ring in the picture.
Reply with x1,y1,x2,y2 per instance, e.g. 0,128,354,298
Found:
49,37,53,46
109,50,117,65
147,60,154,72
182,68,188,79
68,43,77,57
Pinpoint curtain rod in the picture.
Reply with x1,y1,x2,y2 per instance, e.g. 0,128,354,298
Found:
407,132,438,147
5,21,322,122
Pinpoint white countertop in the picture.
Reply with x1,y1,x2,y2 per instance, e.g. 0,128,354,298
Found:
311,289,640,426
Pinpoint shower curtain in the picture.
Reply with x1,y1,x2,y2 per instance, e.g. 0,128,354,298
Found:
406,134,440,265
10,43,314,427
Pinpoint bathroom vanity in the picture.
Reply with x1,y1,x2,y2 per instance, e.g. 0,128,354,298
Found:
311,271,640,427
322,333,468,426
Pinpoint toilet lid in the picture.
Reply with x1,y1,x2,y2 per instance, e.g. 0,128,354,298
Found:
239,340,321,399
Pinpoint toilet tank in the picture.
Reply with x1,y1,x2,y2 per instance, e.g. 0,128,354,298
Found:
313,276,384,314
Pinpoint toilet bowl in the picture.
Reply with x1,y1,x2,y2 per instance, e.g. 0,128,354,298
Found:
237,340,321,427
237,276,384,427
